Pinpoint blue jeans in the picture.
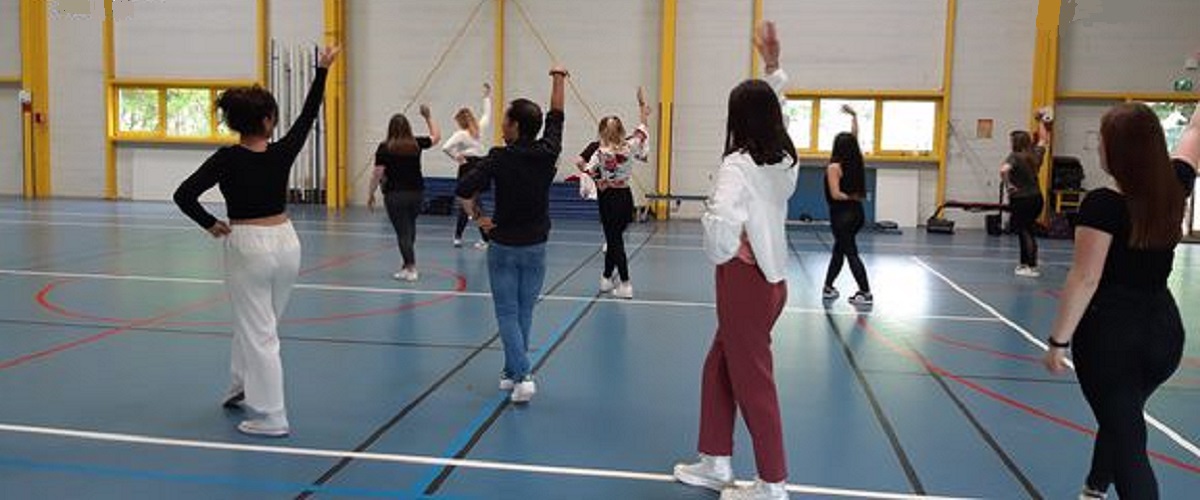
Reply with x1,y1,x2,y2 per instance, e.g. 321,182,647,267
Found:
487,243,547,380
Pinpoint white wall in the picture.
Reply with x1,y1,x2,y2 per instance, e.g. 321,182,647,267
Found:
670,0,752,217
113,0,257,80
1060,0,1200,93
940,0,1039,228
0,0,21,195
48,0,106,198
119,144,222,201
270,0,324,47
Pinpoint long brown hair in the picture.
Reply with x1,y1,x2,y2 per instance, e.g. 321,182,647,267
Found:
1009,130,1039,177
1100,103,1186,249
384,114,419,154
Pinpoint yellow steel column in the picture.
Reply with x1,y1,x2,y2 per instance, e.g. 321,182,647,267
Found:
324,0,347,209
750,0,762,78
103,0,117,199
1031,0,1062,212
934,0,958,210
493,0,504,146
21,0,52,197
655,0,678,220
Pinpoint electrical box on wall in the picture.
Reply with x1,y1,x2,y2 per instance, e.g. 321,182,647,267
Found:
1175,78,1195,92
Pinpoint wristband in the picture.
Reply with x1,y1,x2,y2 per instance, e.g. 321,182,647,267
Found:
1048,337,1070,348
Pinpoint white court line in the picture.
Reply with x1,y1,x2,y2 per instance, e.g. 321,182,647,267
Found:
0,268,1001,323
911,256,1200,461
0,423,974,499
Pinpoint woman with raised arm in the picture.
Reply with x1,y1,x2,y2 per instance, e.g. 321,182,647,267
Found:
445,83,493,249
822,105,873,306
1002,110,1053,277
368,104,442,282
574,87,651,299
1043,103,1197,500
674,22,796,500
173,46,340,438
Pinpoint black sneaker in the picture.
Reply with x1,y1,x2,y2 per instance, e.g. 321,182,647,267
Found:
222,390,245,409
849,291,874,307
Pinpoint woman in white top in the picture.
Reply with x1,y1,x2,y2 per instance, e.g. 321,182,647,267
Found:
444,83,493,248
575,88,650,299
674,22,797,500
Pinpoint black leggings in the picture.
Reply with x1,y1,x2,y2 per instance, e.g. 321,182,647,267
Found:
455,196,490,242
385,190,423,268
599,188,634,281
1009,195,1043,267
1073,287,1183,499
824,202,870,292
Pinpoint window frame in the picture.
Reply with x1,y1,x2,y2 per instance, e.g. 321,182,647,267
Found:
784,90,943,163
109,79,250,145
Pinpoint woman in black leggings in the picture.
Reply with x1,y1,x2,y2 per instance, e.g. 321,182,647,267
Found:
1044,103,1198,500
368,105,441,282
1002,111,1052,277
822,106,871,306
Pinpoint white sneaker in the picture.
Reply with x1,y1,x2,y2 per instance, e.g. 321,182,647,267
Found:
848,291,873,307
601,242,608,253
510,378,537,404
453,239,463,248
237,417,290,438
599,276,617,293
613,282,634,300
673,455,734,492
474,241,489,250
499,377,515,391
392,269,419,282
822,286,839,301
1079,487,1107,499
720,479,789,500
1015,266,1041,278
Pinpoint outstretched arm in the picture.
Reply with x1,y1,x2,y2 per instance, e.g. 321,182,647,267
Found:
479,82,493,131
755,22,790,117
276,46,339,159
843,105,859,137
1174,104,1200,169
630,86,651,162
420,105,442,145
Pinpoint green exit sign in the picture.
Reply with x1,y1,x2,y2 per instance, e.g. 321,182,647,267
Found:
1176,78,1195,92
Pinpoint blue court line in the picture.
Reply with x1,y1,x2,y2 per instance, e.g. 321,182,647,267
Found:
0,455,476,499
406,298,596,496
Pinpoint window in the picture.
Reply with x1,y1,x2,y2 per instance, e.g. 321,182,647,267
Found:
818,99,874,152
783,99,813,150
166,88,212,136
117,88,160,133
1146,101,1196,152
880,101,937,153
112,82,250,143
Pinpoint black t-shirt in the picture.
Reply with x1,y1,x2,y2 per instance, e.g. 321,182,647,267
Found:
1006,146,1046,199
1076,159,1196,291
376,137,434,192
456,110,564,246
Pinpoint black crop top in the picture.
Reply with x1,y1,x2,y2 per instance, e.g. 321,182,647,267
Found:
375,138,434,192
1076,159,1196,291
173,68,329,229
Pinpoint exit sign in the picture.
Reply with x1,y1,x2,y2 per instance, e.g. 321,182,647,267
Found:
1176,78,1195,92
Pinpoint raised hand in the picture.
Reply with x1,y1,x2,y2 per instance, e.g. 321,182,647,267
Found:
841,104,857,116
317,45,341,69
419,104,432,120
754,21,780,73
483,82,492,97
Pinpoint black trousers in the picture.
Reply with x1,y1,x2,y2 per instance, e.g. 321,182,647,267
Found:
824,202,870,292
599,188,634,281
1073,286,1184,499
384,190,423,268
1009,195,1043,267
454,157,489,242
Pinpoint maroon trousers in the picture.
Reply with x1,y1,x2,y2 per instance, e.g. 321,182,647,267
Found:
698,258,789,483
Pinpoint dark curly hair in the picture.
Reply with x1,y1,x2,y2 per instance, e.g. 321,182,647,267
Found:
216,86,278,137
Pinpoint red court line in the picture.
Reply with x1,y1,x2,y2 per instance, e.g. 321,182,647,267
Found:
926,334,1043,364
860,318,1200,475
4,245,395,372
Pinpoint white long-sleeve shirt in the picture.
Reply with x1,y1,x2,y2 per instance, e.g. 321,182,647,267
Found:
701,69,796,283
442,96,492,161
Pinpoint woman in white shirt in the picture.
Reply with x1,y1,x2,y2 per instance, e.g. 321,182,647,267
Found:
444,83,493,248
674,22,797,500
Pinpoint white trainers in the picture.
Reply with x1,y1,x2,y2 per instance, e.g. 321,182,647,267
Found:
453,239,463,248
510,378,537,404
599,276,617,293
474,241,489,250
1079,487,1107,499
237,417,290,438
848,291,873,307
613,282,634,300
499,376,515,391
822,286,839,301
392,269,419,282
674,455,734,492
1015,266,1041,278
720,479,789,500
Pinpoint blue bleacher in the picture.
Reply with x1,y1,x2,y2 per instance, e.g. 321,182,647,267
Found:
421,177,599,221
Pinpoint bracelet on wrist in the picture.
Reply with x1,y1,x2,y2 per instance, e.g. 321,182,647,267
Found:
1048,337,1071,348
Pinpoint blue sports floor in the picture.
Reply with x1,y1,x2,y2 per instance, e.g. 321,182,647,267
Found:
0,197,1197,499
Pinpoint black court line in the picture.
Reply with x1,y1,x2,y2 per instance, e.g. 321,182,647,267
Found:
294,237,610,499
888,331,1044,499
420,228,659,496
